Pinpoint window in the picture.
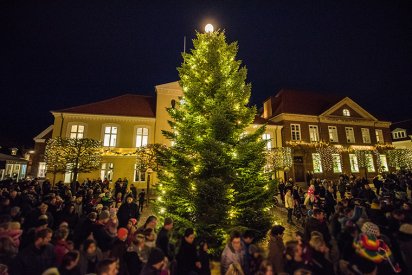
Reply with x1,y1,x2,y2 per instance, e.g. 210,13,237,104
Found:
291,124,301,141
312,153,323,173
262,133,272,150
38,162,46,178
349,154,359,173
361,128,371,143
309,125,319,142
100,163,114,181
103,126,118,147
134,164,146,182
136,127,149,147
393,130,407,139
379,155,389,172
328,126,339,142
64,163,73,183
69,124,85,139
332,154,342,173
366,154,375,172
343,109,350,116
375,129,384,144
345,127,355,143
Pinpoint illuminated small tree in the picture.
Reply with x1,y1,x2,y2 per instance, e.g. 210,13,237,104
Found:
45,137,102,183
44,137,67,184
267,147,292,178
388,149,412,170
155,30,273,250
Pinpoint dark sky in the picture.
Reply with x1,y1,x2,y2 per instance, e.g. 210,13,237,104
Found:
1,0,411,147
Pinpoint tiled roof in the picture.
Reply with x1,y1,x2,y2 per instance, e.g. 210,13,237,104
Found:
269,89,344,117
52,94,156,118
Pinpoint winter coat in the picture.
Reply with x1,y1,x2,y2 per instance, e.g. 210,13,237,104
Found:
267,235,285,274
220,243,244,275
285,193,294,209
12,243,56,275
176,239,199,275
117,202,140,228
92,222,115,252
54,239,70,265
156,227,172,260
304,217,331,244
78,247,103,275
310,250,334,275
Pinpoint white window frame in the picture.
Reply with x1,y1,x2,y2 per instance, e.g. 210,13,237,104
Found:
366,153,375,172
393,130,407,139
375,129,384,144
100,162,114,181
361,128,371,144
262,133,272,150
332,154,342,173
345,127,355,143
290,124,301,141
134,164,146,182
312,153,323,173
102,124,119,147
135,126,149,148
349,154,359,173
379,154,389,172
309,125,319,142
343,109,351,116
67,123,87,139
38,162,47,178
328,126,339,143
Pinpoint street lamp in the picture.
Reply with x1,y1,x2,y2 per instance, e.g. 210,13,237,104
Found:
146,168,153,206
205,23,214,33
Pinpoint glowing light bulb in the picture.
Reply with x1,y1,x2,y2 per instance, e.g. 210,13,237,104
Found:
205,23,214,33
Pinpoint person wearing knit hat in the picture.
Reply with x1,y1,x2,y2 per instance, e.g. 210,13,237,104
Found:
117,227,128,241
140,247,166,274
399,223,412,235
361,222,380,237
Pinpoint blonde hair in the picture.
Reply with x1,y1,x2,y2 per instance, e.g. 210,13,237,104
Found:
309,235,325,251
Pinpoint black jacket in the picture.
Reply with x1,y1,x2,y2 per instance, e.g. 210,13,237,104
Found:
176,239,199,275
117,202,140,228
12,243,56,275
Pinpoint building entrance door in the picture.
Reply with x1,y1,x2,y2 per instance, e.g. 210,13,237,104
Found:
293,156,305,182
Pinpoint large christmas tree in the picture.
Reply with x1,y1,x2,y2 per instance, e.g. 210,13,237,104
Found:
155,30,274,249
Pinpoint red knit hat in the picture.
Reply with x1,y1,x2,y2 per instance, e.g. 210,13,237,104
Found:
117,227,129,240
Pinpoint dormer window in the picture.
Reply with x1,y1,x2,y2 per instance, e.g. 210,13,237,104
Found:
343,109,350,116
393,130,407,139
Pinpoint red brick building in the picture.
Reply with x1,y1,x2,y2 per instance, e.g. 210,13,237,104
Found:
262,89,392,182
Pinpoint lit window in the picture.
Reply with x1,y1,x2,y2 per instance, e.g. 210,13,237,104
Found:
262,133,272,150
291,124,301,141
101,163,114,181
361,128,371,144
64,163,73,183
328,126,339,142
103,126,118,147
349,154,359,173
309,125,319,142
332,154,342,173
393,130,407,139
366,153,375,172
70,124,85,139
343,109,350,116
134,164,146,182
375,129,384,144
136,127,149,147
345,127,355,143
379,155,389,172
312,153,323,173
38,162,46,178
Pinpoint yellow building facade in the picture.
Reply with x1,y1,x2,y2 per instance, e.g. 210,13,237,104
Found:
49,82,283,188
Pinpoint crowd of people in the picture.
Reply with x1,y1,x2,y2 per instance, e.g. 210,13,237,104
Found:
0,170,411,275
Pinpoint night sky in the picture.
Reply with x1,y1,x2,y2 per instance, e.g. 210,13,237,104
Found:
1,0,411,147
